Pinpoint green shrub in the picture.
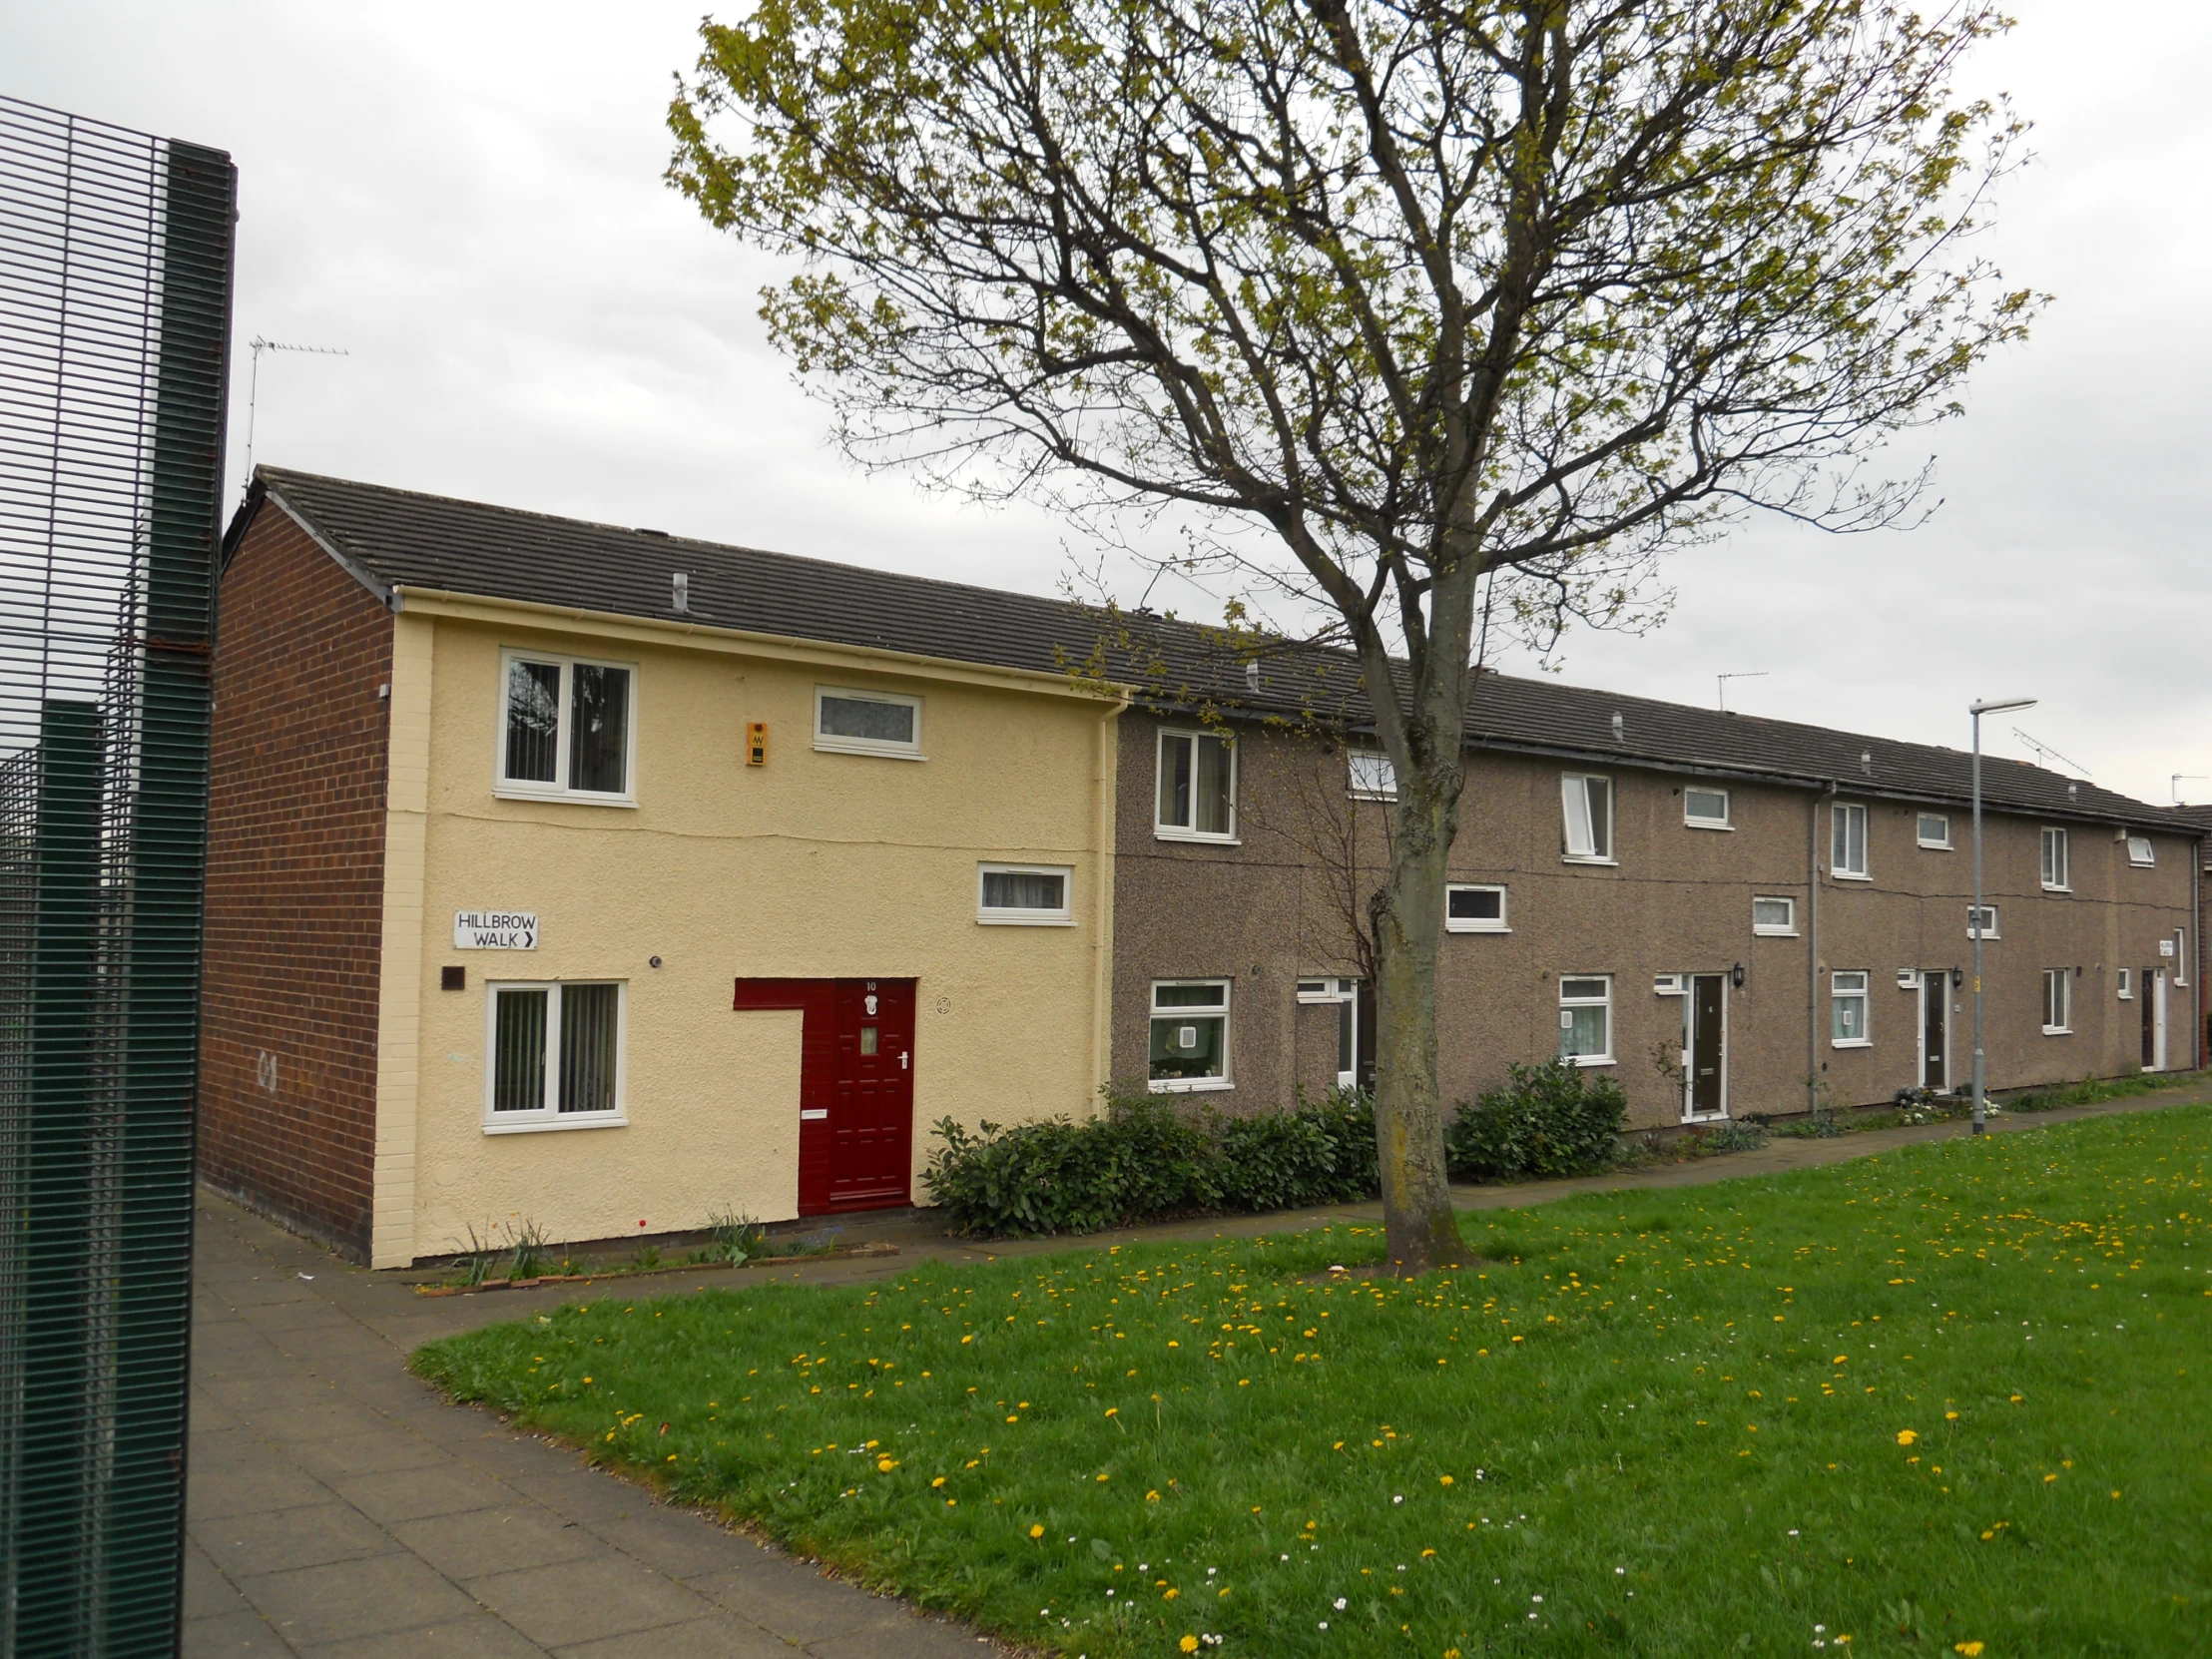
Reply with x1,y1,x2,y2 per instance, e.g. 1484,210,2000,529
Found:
1444,1058,1627,1181
922,1086,1378,1238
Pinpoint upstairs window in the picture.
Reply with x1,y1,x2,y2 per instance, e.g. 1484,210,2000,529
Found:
1561,775,1613,861
1917,813,1951,848
1445,884,1508,933
2127,834,2156,867
1831,803,1869,878
500,651,634,800
2041,968,2071,1034
1150,980,1230,1089
2040,827,2070,890
815,686,922,758
486,980,624,1129
1751,895,1797,936
1831,970,1871,1046
1967,904,2000,940
1684,787,1731,829
1157,730,1236,840
1347,750,1397,801
977,863,1073,925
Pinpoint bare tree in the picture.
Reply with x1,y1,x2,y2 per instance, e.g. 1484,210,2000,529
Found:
670,0,2036,1273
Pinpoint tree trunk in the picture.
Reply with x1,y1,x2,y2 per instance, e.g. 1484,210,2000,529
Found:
1368,752,1465,1275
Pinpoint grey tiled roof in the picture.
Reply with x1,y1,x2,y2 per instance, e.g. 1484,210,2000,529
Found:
240,467,2191,834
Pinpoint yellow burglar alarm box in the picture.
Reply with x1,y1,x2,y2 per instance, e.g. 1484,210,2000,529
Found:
747,722,768,766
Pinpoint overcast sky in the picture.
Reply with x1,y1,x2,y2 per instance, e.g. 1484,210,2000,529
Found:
10,1,2209,806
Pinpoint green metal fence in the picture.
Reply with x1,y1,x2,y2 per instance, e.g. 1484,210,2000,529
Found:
0,94,235,1657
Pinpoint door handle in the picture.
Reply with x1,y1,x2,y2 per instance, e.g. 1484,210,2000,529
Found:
899,1051,909,1070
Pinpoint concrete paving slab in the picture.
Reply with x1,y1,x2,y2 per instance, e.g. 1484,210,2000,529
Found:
197,1502,403,1579
388,1507,604,1581
465,1555,713,1648
182,1606,296,1656
548,1615,799,1659
239,1553,479,1645
293,1615,549,1659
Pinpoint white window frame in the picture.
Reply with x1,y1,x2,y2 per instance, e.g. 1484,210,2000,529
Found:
976,863,1074,926
1831,803,1870,880
1917,813,1952,850
1557,974,1615,1066
2117,966,2133,1000
2177,930,2190,987
2040,827,2071,892
1830,969,1872,1048
1751,895,1798,937
482,979,627,1133
2040,968,2072,1035
2126,834,2156,867
1683,786,1732,830
1561,774,1615,863
495,649,638,805
1148,978,1232,1092
1295,976,1363,1088
1444,883,1509,933
1966,904,2000,941
1347,750,1397,802
1154,728,1239,843
814,685,924,760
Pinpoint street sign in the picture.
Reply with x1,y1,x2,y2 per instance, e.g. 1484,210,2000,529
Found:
454,910,538,950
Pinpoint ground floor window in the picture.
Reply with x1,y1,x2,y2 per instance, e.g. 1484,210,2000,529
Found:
1558,975,1612,1065
2042,968,2072,1034
487,981,624,1128
1297,975,1365,1087
1831,970,1871,1046
1150,980,1231,1090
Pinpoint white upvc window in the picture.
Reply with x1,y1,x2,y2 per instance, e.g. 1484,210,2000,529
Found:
2040,827,2070,891
1830,970,1871,1047
484,980,626,1131
1561,774,1614,862
1347,750,1397,801
1966,904,2000,941
976,863,1073,925
1149,979,1231,1090
498,650,636,802
2126,834,2156,867
1444,883,1508,933
2177,930,2190,987
1917,813,1951,849
2041,968,2072,1035
814,686,923,758
2117,966,2133,1000
1831,803,1870,879
1683,786,1731,829
1558,975,1613,1065
1751,895,1798,936
1156,729,1237,841
1296,976,1363,1088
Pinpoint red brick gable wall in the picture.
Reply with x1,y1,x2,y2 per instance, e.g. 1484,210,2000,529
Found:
200,506,392,1259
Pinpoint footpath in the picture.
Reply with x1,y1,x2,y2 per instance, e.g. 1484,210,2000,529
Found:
186,1084,2210,1655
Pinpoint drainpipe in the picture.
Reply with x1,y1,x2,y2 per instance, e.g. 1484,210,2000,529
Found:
2196,840,2205,1071
1808,782,1834,1113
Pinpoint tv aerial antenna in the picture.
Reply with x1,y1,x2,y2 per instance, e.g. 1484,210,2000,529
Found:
2173,775,2210,806
2010,727,2089,778
244,336,349,481
1716,671,1768,712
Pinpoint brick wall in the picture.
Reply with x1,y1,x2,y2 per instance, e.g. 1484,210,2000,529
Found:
200,505,392,1259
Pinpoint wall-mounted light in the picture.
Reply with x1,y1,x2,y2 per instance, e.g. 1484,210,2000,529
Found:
1731,962,1746,989
1950,966,1964,989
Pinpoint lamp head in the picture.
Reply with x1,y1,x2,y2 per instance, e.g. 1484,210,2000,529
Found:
1969,696,2037,716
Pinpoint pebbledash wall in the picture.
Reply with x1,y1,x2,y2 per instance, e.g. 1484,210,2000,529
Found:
1111,712,2200,1129
203,505,1119,1268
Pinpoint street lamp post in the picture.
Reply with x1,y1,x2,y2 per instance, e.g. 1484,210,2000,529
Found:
1968,696,2037,1134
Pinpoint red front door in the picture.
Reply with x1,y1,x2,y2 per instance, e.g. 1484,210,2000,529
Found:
733,976,915,1215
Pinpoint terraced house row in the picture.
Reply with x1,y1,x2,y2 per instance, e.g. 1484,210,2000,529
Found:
202,469,2205,1266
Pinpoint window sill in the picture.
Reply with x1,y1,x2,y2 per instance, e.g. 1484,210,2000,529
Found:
1154,829,1242,846
977,913,1077,927
1444,923,1511,935
1830,1039,1874,1050
1964,935,2002,944
813,739,926,761
2041,884,2072,894
1561,1055,1616,1068
1829,870,1873,882
1685,821,1734,832
1918,842,1953,852
483,1115,629,1135
1561,855,1618,867
2041,1026,2072,1037
1149,1077,1233,1093
1348,792,1398,804
493,786,638,809
1752,928,1800,939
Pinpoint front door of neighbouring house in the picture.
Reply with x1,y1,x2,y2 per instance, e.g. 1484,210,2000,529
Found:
733,976,917,1215
1685,973,1726,1118
1922,970,1948,1091
830,978,915,1210
2143,967,2168,1072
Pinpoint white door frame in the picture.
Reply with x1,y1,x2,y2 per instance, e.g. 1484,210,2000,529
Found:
1680,972,1730,1122
2150,967,2170,1073
1918,970,1951,1092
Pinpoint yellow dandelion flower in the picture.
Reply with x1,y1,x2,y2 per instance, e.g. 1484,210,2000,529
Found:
1439,1475,1453,1486
1029,1524,1044,1538
1897,1429,1918,1446
1181,1640,1200,1654
1954,1643,1984,1657
931,1476,946,1488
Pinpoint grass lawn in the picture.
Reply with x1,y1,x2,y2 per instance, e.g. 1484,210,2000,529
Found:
414,1106,2212,1656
